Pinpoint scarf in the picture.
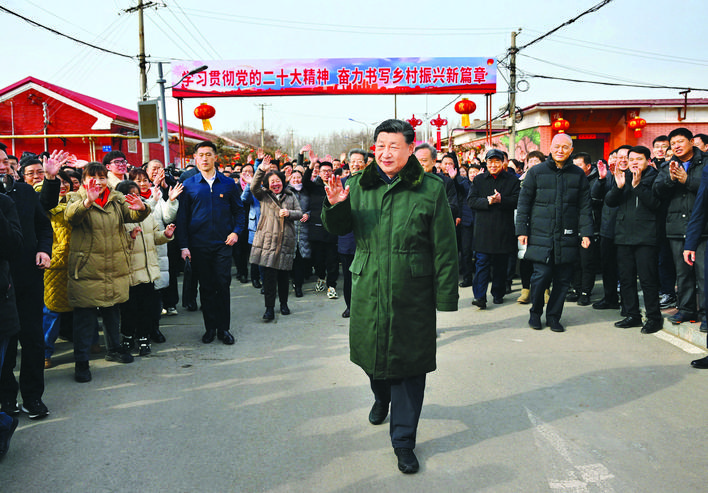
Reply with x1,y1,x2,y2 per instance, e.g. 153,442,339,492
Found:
290,182,303,191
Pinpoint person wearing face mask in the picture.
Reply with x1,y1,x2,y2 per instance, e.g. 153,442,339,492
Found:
249,155,302,320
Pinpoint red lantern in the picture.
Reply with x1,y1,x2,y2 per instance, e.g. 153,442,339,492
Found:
628,117,646,138
454,98,477,127
552,118,570,134
194,103,216,131
406,115,423,142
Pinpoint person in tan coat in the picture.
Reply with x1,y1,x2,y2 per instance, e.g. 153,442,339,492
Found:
65,162,150,383
250,155,302,320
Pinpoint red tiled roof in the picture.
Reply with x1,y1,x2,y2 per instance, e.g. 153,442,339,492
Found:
0,76,207,141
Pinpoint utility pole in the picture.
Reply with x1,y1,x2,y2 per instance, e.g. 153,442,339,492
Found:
256,103,271,148
124,0,160,162
509,29,520,160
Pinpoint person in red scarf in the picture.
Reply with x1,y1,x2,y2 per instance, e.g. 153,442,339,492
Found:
65,162,150,383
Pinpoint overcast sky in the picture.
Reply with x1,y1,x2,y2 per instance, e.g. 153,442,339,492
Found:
2,0,706,148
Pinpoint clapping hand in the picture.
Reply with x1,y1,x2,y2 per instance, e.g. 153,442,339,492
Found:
164,223,176,239
597,160,607,179
614,165,626,188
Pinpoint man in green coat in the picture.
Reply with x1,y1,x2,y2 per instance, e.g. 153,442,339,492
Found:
322,119,458,474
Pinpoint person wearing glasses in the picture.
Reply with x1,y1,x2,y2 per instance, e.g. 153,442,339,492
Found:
103,151,129,189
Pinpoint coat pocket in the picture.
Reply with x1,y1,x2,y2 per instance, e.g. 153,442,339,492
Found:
409,253,434,278
350,252,369,276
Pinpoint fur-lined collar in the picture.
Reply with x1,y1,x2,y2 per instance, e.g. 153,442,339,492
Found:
359,155,425,190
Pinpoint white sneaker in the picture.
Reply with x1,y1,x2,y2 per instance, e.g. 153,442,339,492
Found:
315,279,326,292
161,308,167,316
166,307,178,316
327,287,338,299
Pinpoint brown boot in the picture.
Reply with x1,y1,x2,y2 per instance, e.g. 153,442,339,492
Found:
517,288,530,304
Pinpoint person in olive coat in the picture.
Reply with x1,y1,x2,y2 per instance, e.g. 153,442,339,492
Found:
322,119,458,475
605,146,662,334
467,149,520,307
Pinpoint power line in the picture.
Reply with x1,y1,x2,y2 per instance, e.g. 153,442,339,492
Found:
516,0,614,52
525,72,708,92
169,0,221,59
0,5,134,59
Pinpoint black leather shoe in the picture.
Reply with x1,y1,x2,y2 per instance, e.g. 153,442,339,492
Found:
493,297,503,304
614,316,643,329
185,301,198,312
577,294,591,306
239,275,249,284
294,286,304,298
368,401,389,425
641,319,663,334
592,299,620,310
150,328,166,343
690,355,708,369
394,448,419,474
342,307,350,318
280,304,291,315
659,293,677,309
547,318,565,332
472,298,487,309
459,279,473,288
202,329,216,344
217,330,235,345
252,278,262,289
529,312,542,330
263,307,275,321
566,291,579,302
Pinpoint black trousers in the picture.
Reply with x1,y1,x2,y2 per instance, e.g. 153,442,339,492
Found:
369,372,426,450
262,267,289,308
232,233,251,279
520,259,534,290
572,236,599,296
310,240,339,288
0,280,44,403
191,245,233,332
657,236,676,296
599,236,619,304
459,224,475,283
529,259,574,321
121,282,160,339
616,244,661,321
340,253,354,308
291,246,309,289
670,238,706,317
161,240,181,309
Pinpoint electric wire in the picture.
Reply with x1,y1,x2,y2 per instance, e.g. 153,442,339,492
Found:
163,2,220,60
0,5,134,59
169,0,222,59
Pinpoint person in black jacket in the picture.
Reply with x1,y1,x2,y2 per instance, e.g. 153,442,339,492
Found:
0,149,52,420
605,146,662,334
467,149,520,307
0,187,22,459
515,134,593,333
653,128,708,327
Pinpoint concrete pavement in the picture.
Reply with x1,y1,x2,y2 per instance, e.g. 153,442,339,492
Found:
2,276,708,492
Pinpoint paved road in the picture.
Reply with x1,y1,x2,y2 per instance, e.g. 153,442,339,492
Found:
3,276,707,492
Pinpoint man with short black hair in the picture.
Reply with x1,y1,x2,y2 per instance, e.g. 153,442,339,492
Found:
653,128,708,329
322,119,458,474
103,151,129,189
176,141,246,345
694,133,708,152
652,135,670,167
606,146,662,333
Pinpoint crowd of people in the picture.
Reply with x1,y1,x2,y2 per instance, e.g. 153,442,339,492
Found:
1,124,708,471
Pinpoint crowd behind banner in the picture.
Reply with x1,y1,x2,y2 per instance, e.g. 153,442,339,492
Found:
1,129,708,461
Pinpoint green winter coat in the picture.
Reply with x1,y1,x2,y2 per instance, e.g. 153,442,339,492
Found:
65,186,151,308
322,156,458,379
